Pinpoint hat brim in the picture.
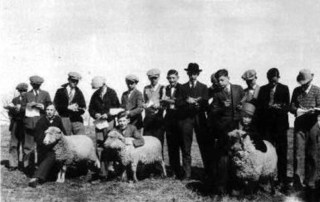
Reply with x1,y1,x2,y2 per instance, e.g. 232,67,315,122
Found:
184,68,202,72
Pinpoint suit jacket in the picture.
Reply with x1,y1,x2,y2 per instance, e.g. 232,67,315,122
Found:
53,84,86,123
89,86,120,122
8,96,24,131
163,83,181,120
21,89,52,130
120,89,143,129
210,84,244,121
116,124,144,147
256,83,290,131
34,115,66,154
176,81,208,119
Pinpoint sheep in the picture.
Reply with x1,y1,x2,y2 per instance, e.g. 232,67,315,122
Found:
102,130,167,182
228,129,278,194
43,126,100,183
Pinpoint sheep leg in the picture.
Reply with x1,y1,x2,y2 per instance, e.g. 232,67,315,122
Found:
160,160,167,178
56,170,62,183
120,167,127,182
131,163,138,183
57,165,67,183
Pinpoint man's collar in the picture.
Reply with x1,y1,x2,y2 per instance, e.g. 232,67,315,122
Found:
305,83,312,94
189,80,197,87
151,83,160,90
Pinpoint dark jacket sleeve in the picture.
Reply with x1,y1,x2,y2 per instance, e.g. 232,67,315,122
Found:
110,89,120,108
290,88,299,115
73,89,86,116
53,89,69,115
131,125,145,147
88,93,97,119
128,91,144,118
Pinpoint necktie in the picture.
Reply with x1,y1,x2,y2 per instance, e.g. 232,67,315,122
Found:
68,88,74,104
34,90,39,102
269,87,275,106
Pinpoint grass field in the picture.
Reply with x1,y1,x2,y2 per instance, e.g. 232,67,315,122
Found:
0,125,308,202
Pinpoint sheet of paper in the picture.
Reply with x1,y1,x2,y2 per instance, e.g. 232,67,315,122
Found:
25,106,40,117
146,100,154,108
109,108,124,116
94,119,109,130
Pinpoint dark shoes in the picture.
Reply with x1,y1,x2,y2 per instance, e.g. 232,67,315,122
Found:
28,178,40,188
8,167,18,171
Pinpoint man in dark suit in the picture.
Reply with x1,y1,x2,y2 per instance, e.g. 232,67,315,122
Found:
89,76,120,179
161,69,183,178
53,72,86,135
120,74,144,130
5,83,28,170
21,75,52,169
210,69,244,193
28,104,66,187
176,63,211,180
256,68,290,188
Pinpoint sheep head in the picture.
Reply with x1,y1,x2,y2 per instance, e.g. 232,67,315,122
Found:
228,129,248,153
43,126,64,145
103,130,126,150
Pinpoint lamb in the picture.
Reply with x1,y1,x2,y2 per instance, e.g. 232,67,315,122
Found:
102,130,167,182
228,129,278,194
43,126,100,183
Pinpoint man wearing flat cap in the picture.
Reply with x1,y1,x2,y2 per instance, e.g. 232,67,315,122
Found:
120,74,144,130
290,69,320,194
176,63,212,180
241,69,260,105
256,68,290,190
143,68,165,146
89,76,120,180
4,83,28,170
21,75,51,169
53,72,86,135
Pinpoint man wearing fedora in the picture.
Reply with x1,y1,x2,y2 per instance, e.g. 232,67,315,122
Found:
53,72,86,135
120,74,144,130
21,75,52,170
241,69,260,105
290,69,320,194
209,69,244,193
4,83,28,170
176,63,212,180
256,68,290,189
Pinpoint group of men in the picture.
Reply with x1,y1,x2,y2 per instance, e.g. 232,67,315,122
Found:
5,64,320,195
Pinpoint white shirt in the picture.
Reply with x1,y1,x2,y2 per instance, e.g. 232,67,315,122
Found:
189,80,197,88
33,89,40,96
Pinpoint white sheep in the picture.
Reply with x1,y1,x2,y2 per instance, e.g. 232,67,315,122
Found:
103,130,167,182
43,126,100,183
228,129,278,193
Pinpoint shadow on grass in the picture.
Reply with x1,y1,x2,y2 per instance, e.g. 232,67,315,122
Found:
1,160,9,167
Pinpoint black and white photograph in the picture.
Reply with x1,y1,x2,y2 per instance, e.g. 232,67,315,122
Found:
1,0,320,201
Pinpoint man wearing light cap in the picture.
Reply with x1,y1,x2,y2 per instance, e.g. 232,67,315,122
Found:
120,74,143,130
143,68,165,146
290,69,320,194
241,69,260,105
89,76,120,180
53,72,86,135
21,75,51,170
4,83,28,170
256,68,290,190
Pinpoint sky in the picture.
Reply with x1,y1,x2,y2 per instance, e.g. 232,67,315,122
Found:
1,0,320,125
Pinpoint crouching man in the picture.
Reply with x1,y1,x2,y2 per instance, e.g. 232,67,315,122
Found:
28,104,66,187
101,112,144,180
